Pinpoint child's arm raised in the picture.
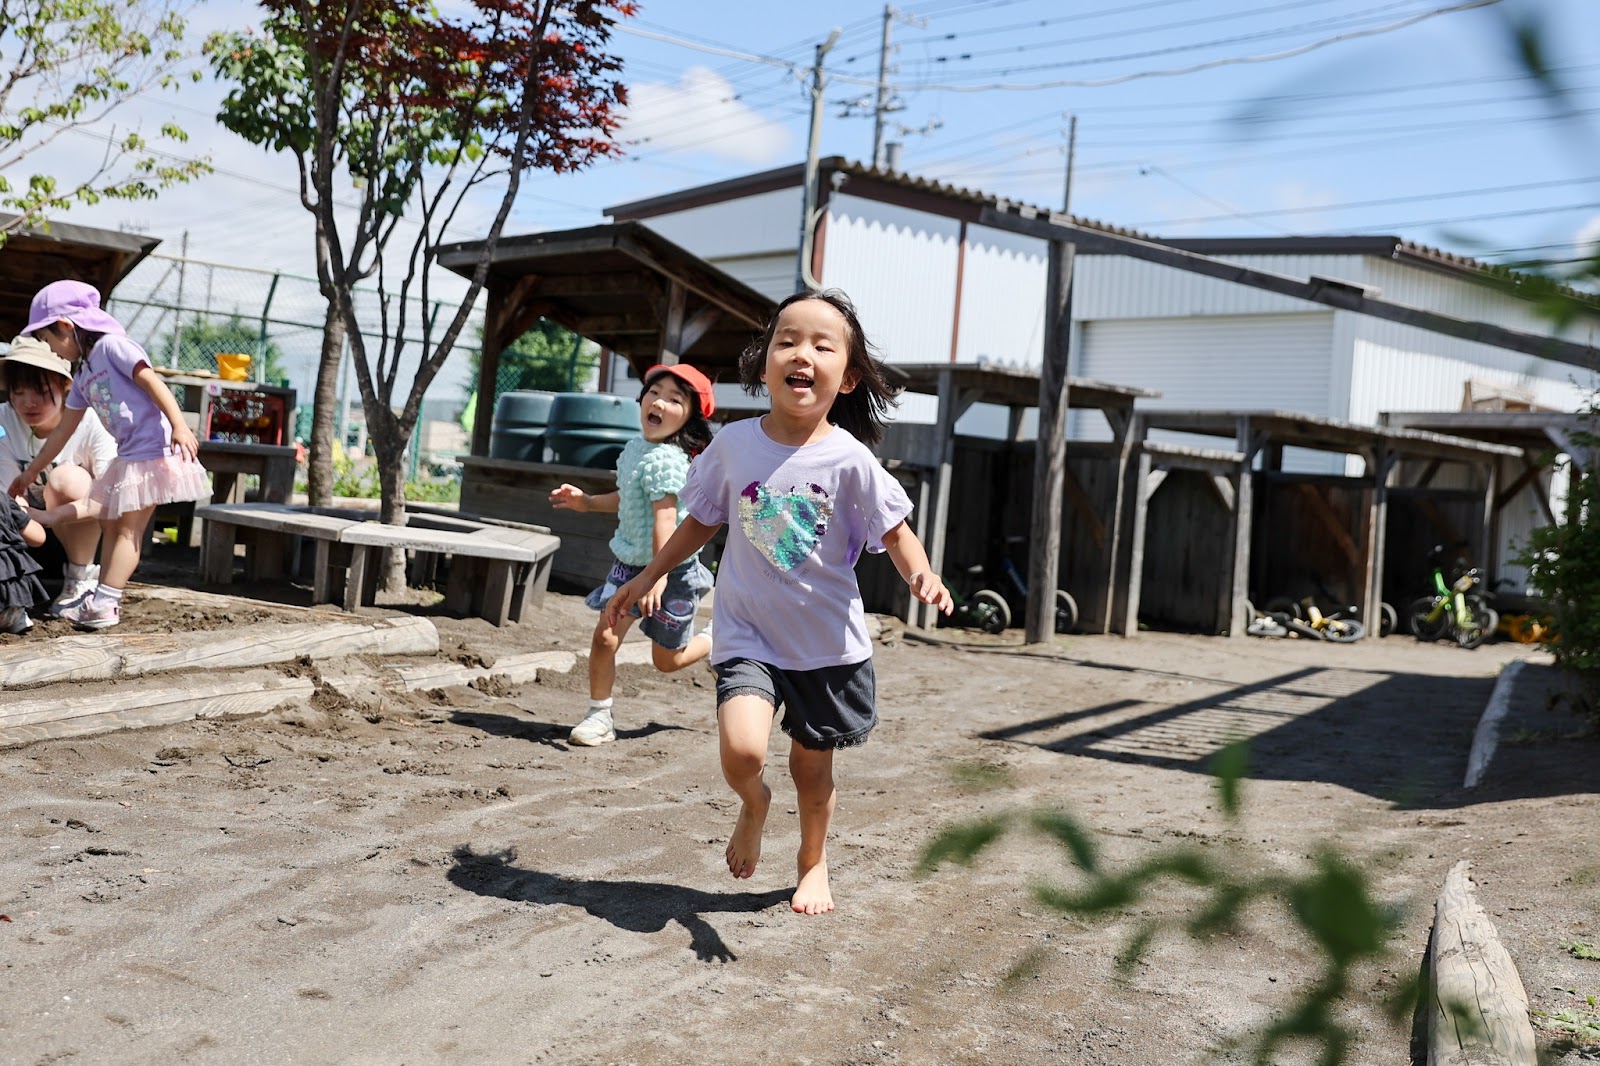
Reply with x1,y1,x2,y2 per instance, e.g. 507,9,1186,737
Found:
549,484,619,513
6,406,85,499
881,520,953,615
605,515,719,627
131,365,199,461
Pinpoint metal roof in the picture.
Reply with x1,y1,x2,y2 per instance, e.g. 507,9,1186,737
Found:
1138,409,1527,464
890,360,1158,413
606,157,1596,313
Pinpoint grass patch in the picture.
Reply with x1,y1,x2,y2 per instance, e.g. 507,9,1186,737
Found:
1566,941,1600,961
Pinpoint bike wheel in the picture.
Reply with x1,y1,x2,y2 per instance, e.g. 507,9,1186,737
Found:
1407,596,1448,641
1455,602,1495,649
1285,617,1323,640
971,589,1010,634
1322,618,1366,643
1378,602,1398,638
1053,589,1078,634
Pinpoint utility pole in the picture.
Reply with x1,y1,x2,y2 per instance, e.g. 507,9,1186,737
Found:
1062,114,1078,213
871,5,895,168
171,230,188,368
797,27,842,293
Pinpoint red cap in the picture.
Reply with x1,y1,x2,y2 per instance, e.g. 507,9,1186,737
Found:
644,363,715,418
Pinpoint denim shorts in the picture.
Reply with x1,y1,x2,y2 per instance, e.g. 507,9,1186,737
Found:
585,556,712,651
713,656,878,751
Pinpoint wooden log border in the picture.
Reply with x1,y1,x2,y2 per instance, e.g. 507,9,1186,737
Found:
1429,859,1537,1066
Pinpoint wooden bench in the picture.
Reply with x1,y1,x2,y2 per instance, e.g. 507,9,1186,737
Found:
195,503,561,626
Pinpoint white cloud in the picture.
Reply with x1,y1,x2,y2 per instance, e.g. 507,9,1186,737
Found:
619,66,790,165
1576,213,1600,258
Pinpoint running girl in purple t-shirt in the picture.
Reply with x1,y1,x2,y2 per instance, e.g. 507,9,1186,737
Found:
607,290,952,915
8,281,210,631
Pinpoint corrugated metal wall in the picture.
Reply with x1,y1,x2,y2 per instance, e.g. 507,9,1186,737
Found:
1077,312,1341,472
1073,254,1369,319
820,193,962,364
954,223,1048,365
629,186,801,261
704,252,794,302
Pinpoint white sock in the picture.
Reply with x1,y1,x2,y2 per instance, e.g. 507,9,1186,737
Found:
589,697,613,715
89,584,125,611
65,562,98,582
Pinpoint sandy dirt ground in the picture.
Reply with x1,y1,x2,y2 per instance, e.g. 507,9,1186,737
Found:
1,551,1597,1066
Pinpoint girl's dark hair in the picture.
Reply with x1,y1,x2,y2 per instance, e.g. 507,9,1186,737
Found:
638,374,713,457
737,288,900,447
35,322,103,375
2,360,63,399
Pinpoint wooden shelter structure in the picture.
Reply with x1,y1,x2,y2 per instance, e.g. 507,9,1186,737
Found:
1116,411,1525,638
0,215,159,337
436,221,776,457
872,362,1156,634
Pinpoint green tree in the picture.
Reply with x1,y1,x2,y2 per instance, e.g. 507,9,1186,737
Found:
467,319,598,396
157,314,290,385
205,0,631,548
0,0,208,243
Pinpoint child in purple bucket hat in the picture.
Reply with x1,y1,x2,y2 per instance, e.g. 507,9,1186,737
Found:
7,281,210,630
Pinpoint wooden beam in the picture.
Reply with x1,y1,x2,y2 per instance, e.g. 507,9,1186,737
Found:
1493,461,1542,512
1363,449,1396,636
659,279,687,364
1061,463,1108,549
1296,482,1362,568
531,271,657,298
1429,861,1537,1066
1027,240,1074,644
978,204,1600,371
1413,458,1443,488
1115,448,1153,637
678,304,723,354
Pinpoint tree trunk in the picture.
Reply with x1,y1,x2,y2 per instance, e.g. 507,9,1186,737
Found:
306,305,346,506
373,418,410,592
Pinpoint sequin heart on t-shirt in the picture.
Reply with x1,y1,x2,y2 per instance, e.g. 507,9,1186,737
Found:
738,481,832,572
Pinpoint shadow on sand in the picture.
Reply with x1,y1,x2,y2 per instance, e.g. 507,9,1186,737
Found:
449,710,690,750
979,661,1578,809
446,844,790,963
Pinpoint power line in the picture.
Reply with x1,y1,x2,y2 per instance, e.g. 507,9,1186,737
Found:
1128,176,1600,228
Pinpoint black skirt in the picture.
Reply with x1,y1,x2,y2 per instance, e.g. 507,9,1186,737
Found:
0,500,47,610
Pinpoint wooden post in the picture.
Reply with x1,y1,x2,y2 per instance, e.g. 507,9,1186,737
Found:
1478,458,1498,580
1224,416,1254,637
916,367,960,630
1363,448,1396,637
1114,446,1153,637
471,278,508,458
1027,240,1074,644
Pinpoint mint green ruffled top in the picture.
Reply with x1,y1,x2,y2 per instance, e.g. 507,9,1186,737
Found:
609,436,693,566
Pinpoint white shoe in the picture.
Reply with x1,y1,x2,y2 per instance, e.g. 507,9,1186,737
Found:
569,708,616,746
0,606,32,634
49,581,97,618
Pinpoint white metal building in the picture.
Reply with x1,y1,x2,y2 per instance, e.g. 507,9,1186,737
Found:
605,158,1599,586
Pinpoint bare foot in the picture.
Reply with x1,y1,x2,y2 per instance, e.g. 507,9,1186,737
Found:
725,783,770,878
791,854,833,915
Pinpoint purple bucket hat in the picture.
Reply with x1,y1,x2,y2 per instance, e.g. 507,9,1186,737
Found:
23,280,126,337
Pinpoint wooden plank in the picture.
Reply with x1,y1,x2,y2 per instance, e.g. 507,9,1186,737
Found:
1429,860,1537,1066
0,674,318,748
1295,482,1362,568
388,650,578,691
339,522,544,562
0,617,438,690
202,519,237,584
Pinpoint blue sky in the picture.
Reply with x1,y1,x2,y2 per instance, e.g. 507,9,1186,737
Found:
22,0,1600,399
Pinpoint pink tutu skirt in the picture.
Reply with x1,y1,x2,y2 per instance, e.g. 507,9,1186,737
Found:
89,454,212,519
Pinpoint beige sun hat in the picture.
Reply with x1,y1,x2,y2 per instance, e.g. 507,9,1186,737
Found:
0,334,74,382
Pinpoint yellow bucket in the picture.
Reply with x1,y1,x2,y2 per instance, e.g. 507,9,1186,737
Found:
217,352,253,381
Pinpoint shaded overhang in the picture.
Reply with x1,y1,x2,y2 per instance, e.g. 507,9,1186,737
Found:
891,360,1158,413
0,215,160,339
436,221,776,379
1139,409,1526,465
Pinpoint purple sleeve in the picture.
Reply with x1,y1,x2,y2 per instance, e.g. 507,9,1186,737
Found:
65,374,88,411
678,435,727,526
863,457,914,553
98,335,152,377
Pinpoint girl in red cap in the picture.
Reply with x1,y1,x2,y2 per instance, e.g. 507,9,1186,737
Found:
550,364,718,745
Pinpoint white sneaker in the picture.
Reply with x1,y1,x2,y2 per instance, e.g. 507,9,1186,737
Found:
0,606,32,634
569,708,616,746
49,580,97,618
